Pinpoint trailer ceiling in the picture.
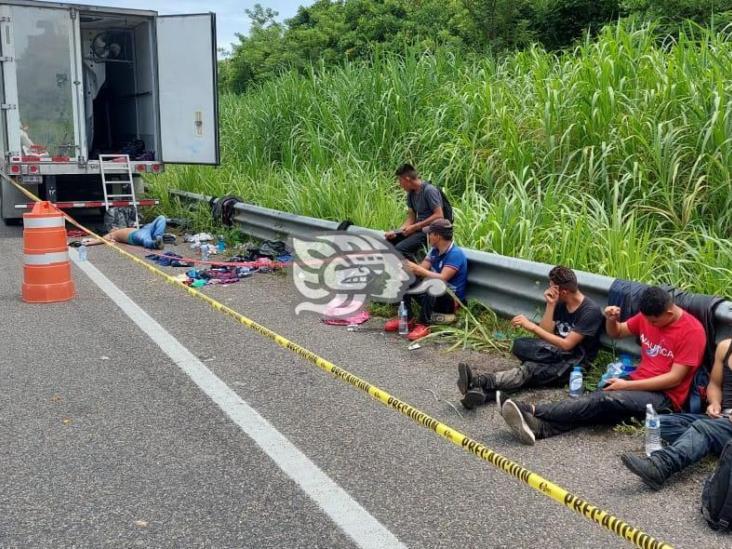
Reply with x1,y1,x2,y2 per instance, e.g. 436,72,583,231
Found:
4,0,157,19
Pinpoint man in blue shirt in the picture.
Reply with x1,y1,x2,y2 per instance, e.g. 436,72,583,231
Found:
384,219,468,341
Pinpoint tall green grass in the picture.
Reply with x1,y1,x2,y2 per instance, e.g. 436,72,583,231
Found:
149,22,732,296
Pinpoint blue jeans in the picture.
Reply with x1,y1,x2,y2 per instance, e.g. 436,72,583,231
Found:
655,413,732,473
129,215,166,249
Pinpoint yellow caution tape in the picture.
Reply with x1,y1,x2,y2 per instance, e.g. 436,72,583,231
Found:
4,175,672,548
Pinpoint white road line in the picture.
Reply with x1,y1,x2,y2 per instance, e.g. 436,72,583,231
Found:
70,250,407,549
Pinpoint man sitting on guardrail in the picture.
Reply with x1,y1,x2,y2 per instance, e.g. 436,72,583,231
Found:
499,286,706,445
384,163,447,261
457,266,603,409
384,219,467,341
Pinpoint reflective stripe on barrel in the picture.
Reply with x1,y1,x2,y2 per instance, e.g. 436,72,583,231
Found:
24,251,70,265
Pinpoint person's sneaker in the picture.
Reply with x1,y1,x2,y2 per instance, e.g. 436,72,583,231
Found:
621,453,668,491
501,399,538,445
384,318,415,332
407,324,430,341
457,363,473,395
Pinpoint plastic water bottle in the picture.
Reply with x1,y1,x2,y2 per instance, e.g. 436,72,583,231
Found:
568,366,583,398
620,354,636,376
598,358,623,388
78,244,88,262
201,244,210,262
217,235,226,253
645,404,662,456
398,300,409,335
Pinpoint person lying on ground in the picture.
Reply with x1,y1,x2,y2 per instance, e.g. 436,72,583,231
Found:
498,286,706,445
384,219,467,341
457,266,603,409
384,163,445,261
81,215,166,250
621,338,732,490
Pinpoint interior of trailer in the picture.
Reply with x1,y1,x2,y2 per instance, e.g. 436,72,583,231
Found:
79,11,159,161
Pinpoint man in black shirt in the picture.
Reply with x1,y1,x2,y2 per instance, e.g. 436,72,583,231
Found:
385,163,445,261
457,266,603,409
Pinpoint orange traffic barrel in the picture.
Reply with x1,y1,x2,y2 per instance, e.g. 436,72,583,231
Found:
21,201,75,303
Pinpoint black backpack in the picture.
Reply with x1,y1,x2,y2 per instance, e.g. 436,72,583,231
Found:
702,439,732,531
425,182,454,223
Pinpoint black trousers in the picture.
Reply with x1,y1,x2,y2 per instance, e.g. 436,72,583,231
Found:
404,292,455,325
390,232,427,261
532,390,673,439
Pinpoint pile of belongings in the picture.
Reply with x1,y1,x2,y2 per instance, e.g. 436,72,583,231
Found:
227,240,293,265
145,251,193,267
182,266,254,288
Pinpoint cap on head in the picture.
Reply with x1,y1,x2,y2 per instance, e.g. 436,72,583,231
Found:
423,218,453,239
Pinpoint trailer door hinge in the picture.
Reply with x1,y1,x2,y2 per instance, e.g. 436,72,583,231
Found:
1,103,17,110
0,56,13,63
0,17,11,23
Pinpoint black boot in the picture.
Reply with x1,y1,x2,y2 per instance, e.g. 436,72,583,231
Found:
461,386,496,409
457,363,473,395
621,453,671,491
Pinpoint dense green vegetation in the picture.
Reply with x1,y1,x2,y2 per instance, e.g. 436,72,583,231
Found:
151,21,732,296
218,0,732,93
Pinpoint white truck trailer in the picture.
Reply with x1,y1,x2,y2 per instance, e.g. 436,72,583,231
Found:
0,0,219,223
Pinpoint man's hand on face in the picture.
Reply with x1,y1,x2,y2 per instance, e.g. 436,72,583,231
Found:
604,306,622,321
511,314,537,333
544,286,559,305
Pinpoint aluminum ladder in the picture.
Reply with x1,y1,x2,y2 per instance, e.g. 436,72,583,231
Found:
99,154,139,228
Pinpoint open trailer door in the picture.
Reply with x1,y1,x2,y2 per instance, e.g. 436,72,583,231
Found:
156,13,219,165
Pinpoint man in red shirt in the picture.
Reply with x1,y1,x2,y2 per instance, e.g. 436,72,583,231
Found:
499,286,707,445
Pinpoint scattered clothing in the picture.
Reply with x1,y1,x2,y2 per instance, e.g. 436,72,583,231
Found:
184,232,214,245
145,252,193,268
322,308,370,326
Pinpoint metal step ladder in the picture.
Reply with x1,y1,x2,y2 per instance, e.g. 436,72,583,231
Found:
99,154,139,228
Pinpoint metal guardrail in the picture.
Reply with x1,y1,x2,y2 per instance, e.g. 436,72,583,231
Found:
169,188,732,353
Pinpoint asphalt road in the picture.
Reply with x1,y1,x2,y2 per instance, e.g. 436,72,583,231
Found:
0,220,725,548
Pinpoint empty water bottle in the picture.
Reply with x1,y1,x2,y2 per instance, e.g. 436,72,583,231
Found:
201,244,210,262
398,300,409,335
568,366,583,398
78,244,88,262
645,403,662,456
217,235,226,253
